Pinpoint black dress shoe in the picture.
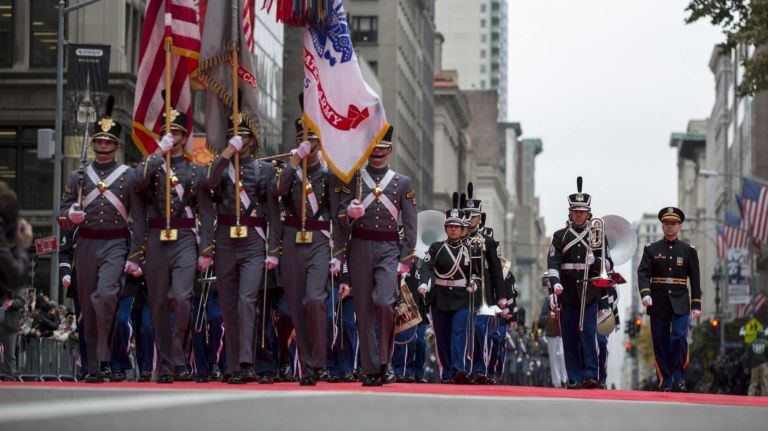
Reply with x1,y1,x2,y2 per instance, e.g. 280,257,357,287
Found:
671,380,687,393
581,378,599,389
327,374,341,383
381,364,395,384
209,364,223,381
156,374,174,384
416,377,429,384
239,363,258,383
362,374,383,387
340,371,356,382
599,382,608,390
111,370,127,382
566,381,583,389
227,375,246,385
195,375,210,383
452,371,469,385
84,373,104,384
473,374,489,385
259,373,275,384
488,376,499,385
95,362,112,383
138,371,152,382
316,368,331,382
441,378,452,384
404,376,416,383
174,366,194,382
300,375,317,386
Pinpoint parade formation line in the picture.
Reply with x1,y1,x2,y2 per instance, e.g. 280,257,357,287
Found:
3,381,766,408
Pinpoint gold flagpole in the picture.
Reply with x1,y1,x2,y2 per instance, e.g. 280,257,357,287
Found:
161,38,177,241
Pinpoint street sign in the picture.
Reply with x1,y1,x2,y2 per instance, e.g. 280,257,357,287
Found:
34,236,58,256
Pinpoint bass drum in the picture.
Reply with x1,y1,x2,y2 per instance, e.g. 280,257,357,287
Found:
394,278,422,334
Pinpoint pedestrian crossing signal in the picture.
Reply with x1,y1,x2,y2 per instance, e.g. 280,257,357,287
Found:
711,318,720,328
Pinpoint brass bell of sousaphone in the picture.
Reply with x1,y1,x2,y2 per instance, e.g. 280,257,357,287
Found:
415,210,447,259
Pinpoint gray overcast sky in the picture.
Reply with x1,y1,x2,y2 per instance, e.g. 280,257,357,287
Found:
507,0,723,236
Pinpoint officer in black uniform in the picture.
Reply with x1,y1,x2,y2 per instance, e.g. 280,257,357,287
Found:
546,177,612,389
637,206,701,392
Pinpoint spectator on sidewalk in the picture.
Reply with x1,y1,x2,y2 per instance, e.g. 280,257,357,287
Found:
743,328,768,396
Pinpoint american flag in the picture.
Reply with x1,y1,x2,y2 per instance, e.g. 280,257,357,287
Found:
736,292,768,319
724,211,750,248
131,0,201,155
716,224,727,258
243,0,255,54
742,177,768,243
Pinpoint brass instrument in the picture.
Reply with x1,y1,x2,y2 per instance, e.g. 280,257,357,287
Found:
415,210,447,258
394,277,422,334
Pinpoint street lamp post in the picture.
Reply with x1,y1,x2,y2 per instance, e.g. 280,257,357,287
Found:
51,0,103,303
712,266,725,353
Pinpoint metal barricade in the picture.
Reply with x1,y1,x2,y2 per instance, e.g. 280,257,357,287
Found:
15,336,80,381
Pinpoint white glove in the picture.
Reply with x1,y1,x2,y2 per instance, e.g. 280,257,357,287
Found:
330,258,342,276
692,309,702,319
62,275,71,289
339,283,351,300
265,255,279,271
586,252,595,266
418,283,428,296
397,262,411,276
123,260,143,277
228,135,243,151
158,133,175,153
642,295,653,308
68,205,85,224
291,140,312,159
347,200,365,219
467,279,478,293
553,283,564,296
498,298,508,308
197,255,213,271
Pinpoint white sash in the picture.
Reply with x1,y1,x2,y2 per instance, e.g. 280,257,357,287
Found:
83,165,130,221
360,169,398,221
563,227,589,254
227,164,266,241
296,168,330,239
160,163,193,219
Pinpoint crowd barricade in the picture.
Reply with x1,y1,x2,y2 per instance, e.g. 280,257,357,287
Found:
15,336,80,382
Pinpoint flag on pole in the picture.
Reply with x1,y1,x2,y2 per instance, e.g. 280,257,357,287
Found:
742,177,768,243
716,224,726,258
724,211,750,248
301,0,389,182
198,0,260,153
243,0,255,54
131,0,200,156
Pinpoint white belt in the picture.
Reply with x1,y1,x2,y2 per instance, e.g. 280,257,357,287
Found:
435,278,467,287
561,263,588,270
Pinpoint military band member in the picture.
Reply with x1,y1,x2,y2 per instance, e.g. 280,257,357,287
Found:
339,126,418,386
488,256,517,384
204,115,277,384
129,108,214,383
418,205,476,384
546,177,612,389
272,119,337,386
58,97,136,383
637,206,700,392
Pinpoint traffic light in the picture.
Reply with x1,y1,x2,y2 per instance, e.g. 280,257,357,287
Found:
625,342,636,357
711,318,720,328
634,316,643,335
625,317,636,338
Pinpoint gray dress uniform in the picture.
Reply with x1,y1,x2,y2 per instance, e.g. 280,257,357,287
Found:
59,159,136,375
273,160,337,377
204,153,277,373
130,152,214,378
338,164,417,376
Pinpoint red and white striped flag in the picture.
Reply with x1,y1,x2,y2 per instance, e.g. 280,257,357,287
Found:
742,178,768,243
243,0,255,54
131,0,200,156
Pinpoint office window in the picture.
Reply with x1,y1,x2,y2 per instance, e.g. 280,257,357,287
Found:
480,80,486,89
0,127,53,210
0,0,12,67
481,34,486,43
480,49,486,58
480,19,486,28
481,4,486,12
351,16,378,43
31,0,64,67
480,64,486,73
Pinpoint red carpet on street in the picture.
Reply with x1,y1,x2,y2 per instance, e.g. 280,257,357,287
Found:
3,381,766,408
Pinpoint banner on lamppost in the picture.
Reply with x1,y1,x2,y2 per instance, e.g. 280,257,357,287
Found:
64,44,111,157
727,247,751,304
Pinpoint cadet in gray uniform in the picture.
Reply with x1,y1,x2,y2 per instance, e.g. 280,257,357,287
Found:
203,114,277,384
59,96,136,383
338,126,417,386
129,107,214,383
272,119,338,386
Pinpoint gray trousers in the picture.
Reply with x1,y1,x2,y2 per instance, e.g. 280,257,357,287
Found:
0,330,17,375
349,238,399,375
214,227,265,372
144,229,197,376
75,237,126,372
281,226,329,373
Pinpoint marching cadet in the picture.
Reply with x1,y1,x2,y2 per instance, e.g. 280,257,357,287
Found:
392,258,429,383
418,199,476,384
637,206,701,392
129,107,214,383
546,177,612,389
488,256,518,384
58,96,137,383
204,114,277,384
191,274,226,383
339,126,418,386
463,188,505,384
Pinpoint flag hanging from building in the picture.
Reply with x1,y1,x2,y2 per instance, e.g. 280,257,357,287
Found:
131,0,200,156
198,0,260,153
736,292,768,319
716,223,727,258
724,211,750,248
301,0,389,182
742,177,768,243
